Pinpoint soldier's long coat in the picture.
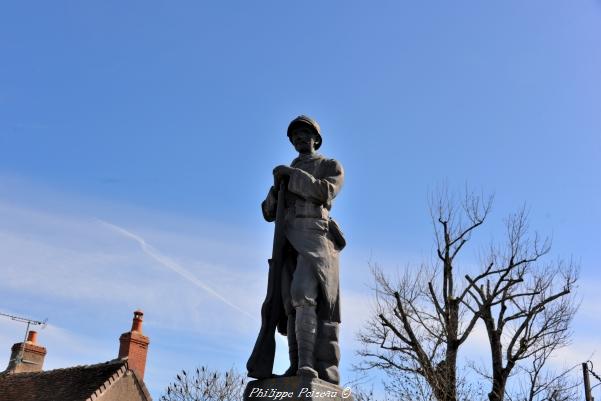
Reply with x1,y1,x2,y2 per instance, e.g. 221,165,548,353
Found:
262,153,345,323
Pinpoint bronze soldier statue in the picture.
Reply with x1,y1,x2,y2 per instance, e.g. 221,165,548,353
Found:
247,115,346,385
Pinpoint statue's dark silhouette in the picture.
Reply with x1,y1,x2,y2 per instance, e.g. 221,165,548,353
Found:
247,115,346,385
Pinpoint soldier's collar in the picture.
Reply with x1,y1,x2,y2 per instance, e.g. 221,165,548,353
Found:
294,152,322,163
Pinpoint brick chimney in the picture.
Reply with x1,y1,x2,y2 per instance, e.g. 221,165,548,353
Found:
118,310,149,380
5,330,47,373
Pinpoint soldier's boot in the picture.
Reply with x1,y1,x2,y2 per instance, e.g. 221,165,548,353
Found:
295,305,318,378
282,315,298,377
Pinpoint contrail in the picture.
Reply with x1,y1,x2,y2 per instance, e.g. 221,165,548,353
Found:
97,219,255,320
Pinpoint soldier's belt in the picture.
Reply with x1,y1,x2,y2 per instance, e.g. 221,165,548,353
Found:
292,202,328,219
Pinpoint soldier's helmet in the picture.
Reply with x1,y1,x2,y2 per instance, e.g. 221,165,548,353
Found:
287,115,322,150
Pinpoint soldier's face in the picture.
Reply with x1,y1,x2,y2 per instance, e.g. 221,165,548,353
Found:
290,127,318,154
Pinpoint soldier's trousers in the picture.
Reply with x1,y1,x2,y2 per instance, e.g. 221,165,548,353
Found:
281,243,341,384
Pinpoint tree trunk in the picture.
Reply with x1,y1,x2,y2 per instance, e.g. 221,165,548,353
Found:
487,327,506,401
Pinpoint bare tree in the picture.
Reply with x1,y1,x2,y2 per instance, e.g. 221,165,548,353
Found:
505,343,581,401
159,366,246,401
358,190,491,401
357,190,577,401
382,367,487,401
462,207,577,401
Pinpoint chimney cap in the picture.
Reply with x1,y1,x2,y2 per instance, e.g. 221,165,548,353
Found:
27,330,38,344
131,310,144,333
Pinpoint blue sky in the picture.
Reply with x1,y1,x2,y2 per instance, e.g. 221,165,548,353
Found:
1,1,600,398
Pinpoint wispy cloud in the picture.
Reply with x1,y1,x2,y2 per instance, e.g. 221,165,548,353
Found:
96,219,256,320
0,197,263,337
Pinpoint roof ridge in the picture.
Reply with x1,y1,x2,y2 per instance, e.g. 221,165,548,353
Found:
0,358,126,377
85,361,128,401
129,367,153,401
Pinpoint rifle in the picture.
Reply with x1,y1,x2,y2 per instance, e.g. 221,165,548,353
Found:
247,181,287,379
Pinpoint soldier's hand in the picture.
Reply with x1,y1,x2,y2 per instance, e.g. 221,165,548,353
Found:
273,165,294,179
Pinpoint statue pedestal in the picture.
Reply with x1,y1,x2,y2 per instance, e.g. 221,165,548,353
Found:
244,376,354,401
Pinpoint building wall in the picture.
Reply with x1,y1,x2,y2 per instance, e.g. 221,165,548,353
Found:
101,371,149,401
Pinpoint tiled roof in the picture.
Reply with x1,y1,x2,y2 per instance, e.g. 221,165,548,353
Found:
0,358,149,401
